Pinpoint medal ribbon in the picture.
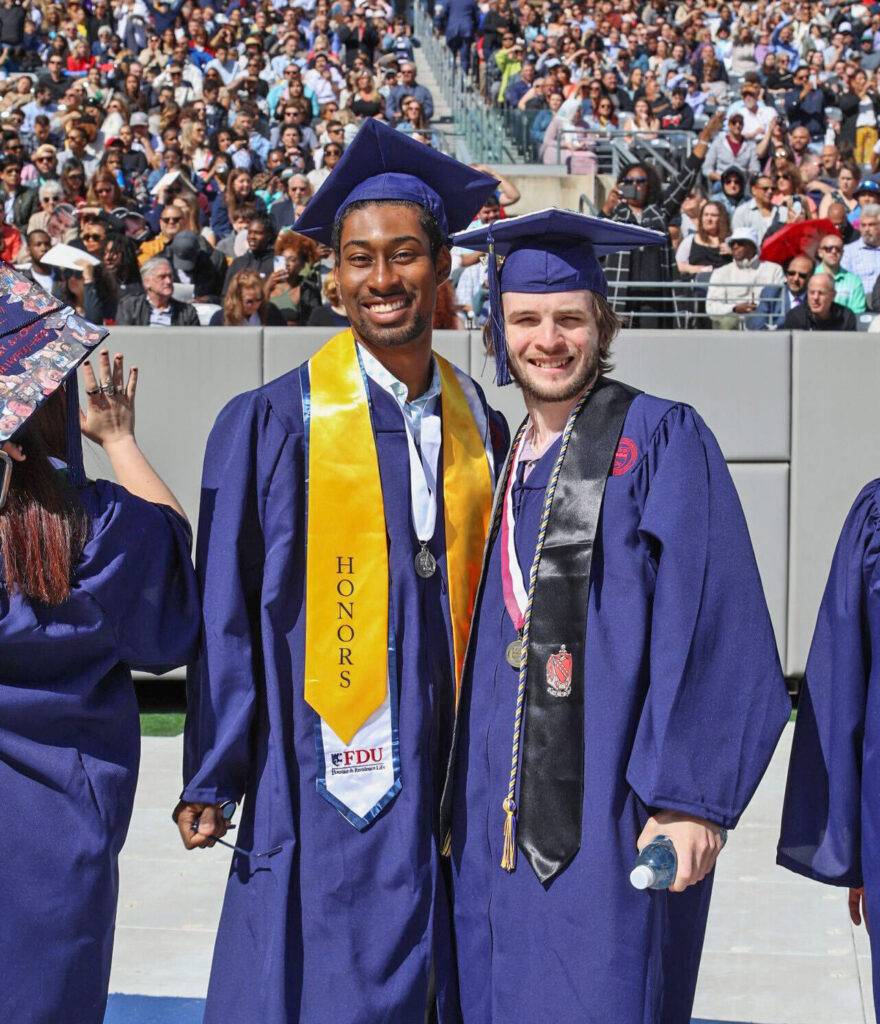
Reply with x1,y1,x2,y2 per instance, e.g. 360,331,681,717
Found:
304,331,493,747
400,398,440,546
500,432,529,634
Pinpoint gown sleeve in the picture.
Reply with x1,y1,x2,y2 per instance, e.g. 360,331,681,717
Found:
777,482,880,888
182,390,291,806
626,404,791,828
77,481,200,672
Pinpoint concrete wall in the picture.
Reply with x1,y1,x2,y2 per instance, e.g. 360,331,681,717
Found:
98,326,870,678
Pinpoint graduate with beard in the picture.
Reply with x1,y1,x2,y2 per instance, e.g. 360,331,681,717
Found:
175,120,509,1023
442,209,791,1023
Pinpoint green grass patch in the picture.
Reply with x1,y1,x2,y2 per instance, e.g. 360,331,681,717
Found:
140,712,185,737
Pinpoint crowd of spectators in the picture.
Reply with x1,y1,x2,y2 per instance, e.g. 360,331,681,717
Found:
4,0,880,331
0,0,494,326
436,0,880,328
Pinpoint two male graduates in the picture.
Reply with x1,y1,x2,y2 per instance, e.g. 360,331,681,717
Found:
177,119,792,1023
175,122,508,1023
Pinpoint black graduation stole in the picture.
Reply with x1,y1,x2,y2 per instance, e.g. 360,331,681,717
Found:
440,377,640,885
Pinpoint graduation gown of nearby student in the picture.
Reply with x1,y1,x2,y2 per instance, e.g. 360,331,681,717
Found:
450,393,791,1024
0,481,199,1024
778,478,880,1016
183,364,508,1024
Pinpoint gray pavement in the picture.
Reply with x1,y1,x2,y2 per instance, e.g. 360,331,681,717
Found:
110,725,876,1023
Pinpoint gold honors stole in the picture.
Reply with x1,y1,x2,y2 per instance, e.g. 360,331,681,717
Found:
304,329,493,768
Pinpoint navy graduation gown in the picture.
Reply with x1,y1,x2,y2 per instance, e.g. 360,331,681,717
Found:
0,481,199,1024
778,479,880,1015
451,394,790,1024
183,367,507,1024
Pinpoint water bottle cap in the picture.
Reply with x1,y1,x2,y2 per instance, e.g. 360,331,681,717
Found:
630,864,655,890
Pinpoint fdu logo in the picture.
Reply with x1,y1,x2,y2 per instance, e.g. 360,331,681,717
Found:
331,747,385,768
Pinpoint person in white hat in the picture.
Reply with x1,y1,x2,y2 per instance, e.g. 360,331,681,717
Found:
705,226,785,328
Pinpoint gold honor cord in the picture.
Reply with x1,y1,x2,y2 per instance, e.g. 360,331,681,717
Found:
304,331,494,746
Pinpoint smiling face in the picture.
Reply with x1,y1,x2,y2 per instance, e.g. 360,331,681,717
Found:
502,289,601,405
334,203,448,351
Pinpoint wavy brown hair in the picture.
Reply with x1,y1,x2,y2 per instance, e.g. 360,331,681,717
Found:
223,269,269,326
0,390,89,605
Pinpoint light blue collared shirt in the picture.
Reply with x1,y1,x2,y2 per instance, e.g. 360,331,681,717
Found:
358,343,442,450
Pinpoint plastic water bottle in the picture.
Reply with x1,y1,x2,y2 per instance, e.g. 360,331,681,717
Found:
630,830,728,890
630,835,678,890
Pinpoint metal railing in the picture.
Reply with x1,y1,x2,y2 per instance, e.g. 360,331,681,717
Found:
578,193,599,216
604,278,785,329
412,2,520,163
547,127,696,178
456,278,786,331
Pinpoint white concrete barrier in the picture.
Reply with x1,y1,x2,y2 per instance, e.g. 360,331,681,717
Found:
98,326,869,677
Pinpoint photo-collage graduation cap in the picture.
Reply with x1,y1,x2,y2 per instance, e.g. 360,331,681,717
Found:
0,262,108,500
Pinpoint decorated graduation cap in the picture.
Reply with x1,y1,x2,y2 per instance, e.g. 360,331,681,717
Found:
293,118,499,245
452,208,667,386
0,262,107,499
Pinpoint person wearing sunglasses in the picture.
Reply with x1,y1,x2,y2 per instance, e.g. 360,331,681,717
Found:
307,141,343,190
814,232,867,314
0,158,40,231
136,203,185,267
703,113,760,188
270,172,313,232
731,174,786,244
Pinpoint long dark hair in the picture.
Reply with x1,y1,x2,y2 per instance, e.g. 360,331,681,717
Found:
0,391,89,605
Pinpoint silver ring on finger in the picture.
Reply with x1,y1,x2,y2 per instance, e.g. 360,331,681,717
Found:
85,387,100,396
100,380,116,395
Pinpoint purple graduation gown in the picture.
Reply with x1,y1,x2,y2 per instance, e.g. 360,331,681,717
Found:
183,367,508,1024
451,394,791,1024
0,480,199,1024
778,479,880,1016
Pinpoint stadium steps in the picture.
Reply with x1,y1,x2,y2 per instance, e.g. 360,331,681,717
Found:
413,43,454,125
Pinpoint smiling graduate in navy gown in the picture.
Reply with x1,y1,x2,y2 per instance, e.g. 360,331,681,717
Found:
442,210,792,1024
0,268,199,1024
176,121,509,1023
778,479,880,1017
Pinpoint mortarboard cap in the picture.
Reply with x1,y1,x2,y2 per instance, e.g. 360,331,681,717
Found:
293,119,499,246
0,263,107,487
453,208,665,386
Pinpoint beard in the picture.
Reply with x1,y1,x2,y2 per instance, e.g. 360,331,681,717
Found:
350,305,431,349
508,343,600,405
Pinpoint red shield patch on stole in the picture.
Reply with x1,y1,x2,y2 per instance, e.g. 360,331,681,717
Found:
612,438,638,476
546,645,572,698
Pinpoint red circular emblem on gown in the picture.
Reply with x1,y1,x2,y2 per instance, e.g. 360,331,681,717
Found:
612,438,638,476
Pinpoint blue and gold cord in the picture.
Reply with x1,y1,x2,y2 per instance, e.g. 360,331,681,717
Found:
501,389,592,872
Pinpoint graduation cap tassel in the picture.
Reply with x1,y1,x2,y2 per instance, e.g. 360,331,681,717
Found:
440,830,452,858
65,375,87,488
501,797,518,872
487,235,512,387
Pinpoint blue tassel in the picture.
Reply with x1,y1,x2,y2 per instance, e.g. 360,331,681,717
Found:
487,229,512,387
65,376,86,487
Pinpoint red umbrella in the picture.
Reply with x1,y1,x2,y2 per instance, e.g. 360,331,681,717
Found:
760,218,839,265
